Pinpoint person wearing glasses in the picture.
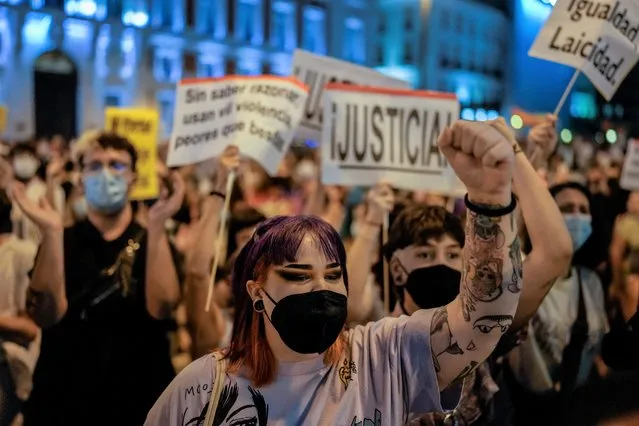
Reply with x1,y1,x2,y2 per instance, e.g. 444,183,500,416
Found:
9,133,185,426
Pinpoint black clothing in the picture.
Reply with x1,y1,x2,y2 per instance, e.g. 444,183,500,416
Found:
24,219,179,426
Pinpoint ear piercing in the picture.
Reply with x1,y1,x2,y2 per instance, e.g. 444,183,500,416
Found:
253,299,265,313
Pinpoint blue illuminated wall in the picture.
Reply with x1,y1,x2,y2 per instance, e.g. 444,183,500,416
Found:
509,0,578,118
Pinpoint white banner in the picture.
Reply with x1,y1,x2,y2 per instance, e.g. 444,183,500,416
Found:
291,49,411,141
529,0,639,100
321,84,459,192
621,139,639,190
167,76,308,175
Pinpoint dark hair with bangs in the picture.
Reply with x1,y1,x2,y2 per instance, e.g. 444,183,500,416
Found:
78,132,138,171
384,204,465,261
226,215,348,386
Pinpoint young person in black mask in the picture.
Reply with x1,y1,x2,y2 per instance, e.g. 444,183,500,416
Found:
15,132,185,426
347,116,572,424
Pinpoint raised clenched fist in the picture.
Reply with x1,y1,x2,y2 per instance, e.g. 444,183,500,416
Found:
438,118,514,206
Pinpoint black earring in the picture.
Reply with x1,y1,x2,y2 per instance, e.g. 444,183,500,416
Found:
253,299,265,313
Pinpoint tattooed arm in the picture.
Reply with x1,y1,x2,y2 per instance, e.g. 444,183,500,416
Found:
430,207,521,389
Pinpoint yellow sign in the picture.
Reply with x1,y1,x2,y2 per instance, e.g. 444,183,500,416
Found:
105,108,159,200
0,106,7,133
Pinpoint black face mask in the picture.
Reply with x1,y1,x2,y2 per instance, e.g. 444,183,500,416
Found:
403,265,461,310
263,290,347,354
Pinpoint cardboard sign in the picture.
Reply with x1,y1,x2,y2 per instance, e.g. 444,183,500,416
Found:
529,0,639,100
321,84,459,192
105,108,159,200
167,76,308,175
620,139,639,190
291,49,411,141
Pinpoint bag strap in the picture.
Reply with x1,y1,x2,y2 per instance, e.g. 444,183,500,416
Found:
204,352,228,426
558,267,589,395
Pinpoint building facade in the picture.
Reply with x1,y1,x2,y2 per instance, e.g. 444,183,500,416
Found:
374,0,509,121
0,0,376,141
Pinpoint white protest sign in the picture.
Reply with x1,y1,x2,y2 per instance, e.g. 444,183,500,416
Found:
620,139,639,190
529,0,639,100
291,49,411,141
321,84,459,192
167,76,308,175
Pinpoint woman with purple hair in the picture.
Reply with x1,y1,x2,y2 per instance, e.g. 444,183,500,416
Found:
145,118,523,426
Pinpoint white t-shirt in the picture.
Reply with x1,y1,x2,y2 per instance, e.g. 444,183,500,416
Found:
508,267,609,392
145,310,442,426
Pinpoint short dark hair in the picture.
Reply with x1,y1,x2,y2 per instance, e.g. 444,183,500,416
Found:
9,142,37,158
384,204,465,260
550,181,591,205
78,132,138,171
227,207,266,256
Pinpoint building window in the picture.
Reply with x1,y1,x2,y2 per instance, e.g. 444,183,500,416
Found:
42,0,63,6
65,0,97,18
157,92,175,136
271,1,295,51
225,58,236,75
302,4,326,55
376,45,384,64
104,92,122,107
404,7,412,31
183,52,197,77
378,15,385,33
161,0,173,28
343,17,364,63
262,62,271,74
455,12,463,34
200,60,224,77
440,8,449,30
236,0,259,44
154,52,177,82
122,0,149,27
185,0,196,28
403,41,413,64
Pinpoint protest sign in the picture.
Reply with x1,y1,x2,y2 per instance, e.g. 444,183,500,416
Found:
105,108,159,200
321,84,459,192
291,49,411,141
0,106,7,133
620,139,639,190
529,0,639,100
167,75,308,175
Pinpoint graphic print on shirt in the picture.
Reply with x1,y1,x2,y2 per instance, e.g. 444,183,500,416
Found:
182,382,269,426
351,409,382,426
339,359,357,390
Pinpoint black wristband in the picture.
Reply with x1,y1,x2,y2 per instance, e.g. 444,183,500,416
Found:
210,191,226,199
464,193,516,217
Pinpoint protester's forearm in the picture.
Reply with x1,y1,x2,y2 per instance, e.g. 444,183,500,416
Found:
0,315,39,342
185,275,226,357
321,201,344,232
27,229,66,328
146,226,181,319
346,224,380,323
187,197,222,278
431,208,520,389
514,151,571,265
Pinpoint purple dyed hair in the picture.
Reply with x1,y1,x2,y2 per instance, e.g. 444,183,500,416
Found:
225,215,349,386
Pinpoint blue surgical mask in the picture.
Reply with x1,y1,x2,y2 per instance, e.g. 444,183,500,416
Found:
83,171,128,215
563,213,592,252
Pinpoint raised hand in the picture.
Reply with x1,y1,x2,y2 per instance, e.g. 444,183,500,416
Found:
0,156,13,190
46,153,65,183
148,171,186,229
212,145,240,194
11,182,62,231
527,114,557,162
365,182,394,225
438,118,514,206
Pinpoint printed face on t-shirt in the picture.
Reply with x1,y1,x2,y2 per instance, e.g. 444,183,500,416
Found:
254,235,346,314
390,235,462,286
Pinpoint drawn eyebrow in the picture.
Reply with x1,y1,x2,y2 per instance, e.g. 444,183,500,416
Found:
326,262,341,269
282,264,312,270
226,405,254,421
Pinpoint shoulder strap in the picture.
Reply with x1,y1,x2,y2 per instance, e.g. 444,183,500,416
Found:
204,352,228,426
558,267,589,395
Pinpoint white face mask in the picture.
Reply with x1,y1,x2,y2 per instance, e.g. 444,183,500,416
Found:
13,156,39,180
295,160,318,181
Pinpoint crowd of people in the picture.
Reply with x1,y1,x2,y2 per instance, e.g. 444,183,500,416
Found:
0,114,637,426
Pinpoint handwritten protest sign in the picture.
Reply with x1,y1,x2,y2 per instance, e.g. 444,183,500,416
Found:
620,139,639,190
105,108,159,200
321,84,459,192
167,76,308,175
529,0,639,100
291,49,411,141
